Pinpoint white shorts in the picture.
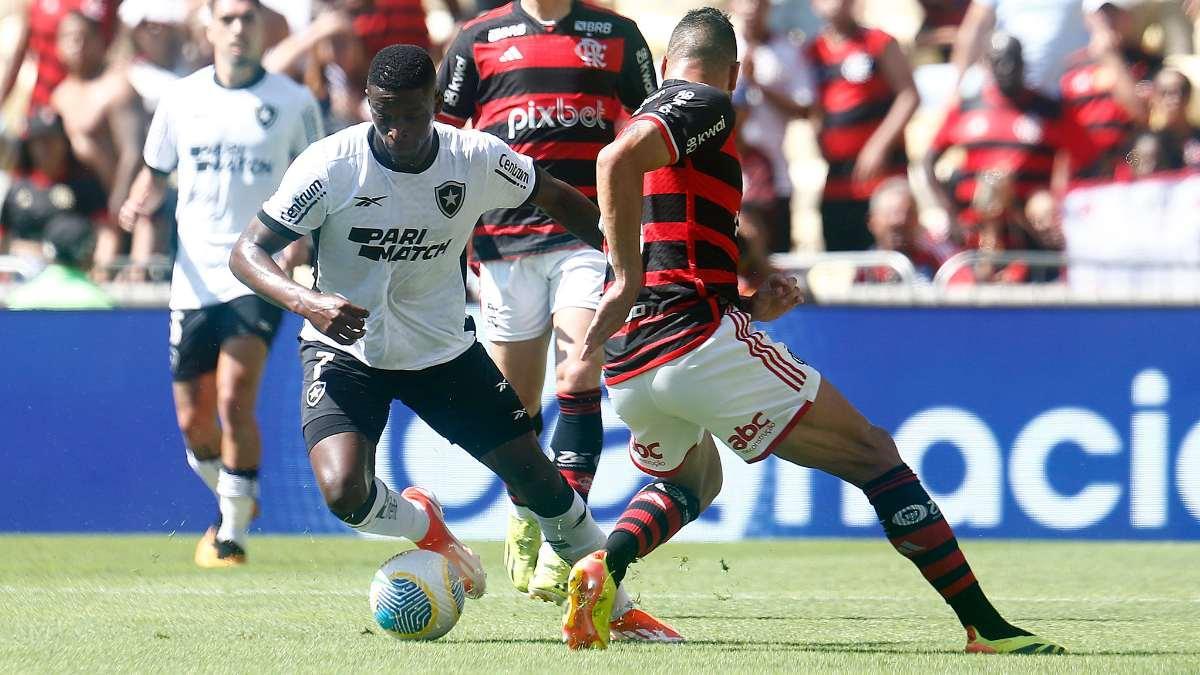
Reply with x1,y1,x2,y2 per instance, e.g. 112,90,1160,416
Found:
608,309,822,477
478,247,605,342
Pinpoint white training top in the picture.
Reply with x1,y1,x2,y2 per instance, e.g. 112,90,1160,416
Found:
144,66,323,310
259,122,538,371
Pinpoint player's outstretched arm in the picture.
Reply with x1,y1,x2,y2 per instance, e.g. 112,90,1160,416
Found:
581,120,672,359
230,218,369,345
527,167,603,251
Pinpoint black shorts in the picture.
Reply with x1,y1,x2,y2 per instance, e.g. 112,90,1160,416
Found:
169,295,283,381
299,340,533,458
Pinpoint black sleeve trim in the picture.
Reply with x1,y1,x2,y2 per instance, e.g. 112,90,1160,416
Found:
147,164,172,178
257,209,304,242
519,163,543,210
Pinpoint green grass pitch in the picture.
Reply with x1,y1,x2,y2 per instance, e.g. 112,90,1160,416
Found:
1,536,1197,673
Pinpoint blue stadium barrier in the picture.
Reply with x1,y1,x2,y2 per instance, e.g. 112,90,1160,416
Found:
3,306,1199,540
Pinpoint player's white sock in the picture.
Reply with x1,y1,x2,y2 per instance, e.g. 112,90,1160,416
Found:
185,448,220,494
348,478,430,542
611,585,635,620
532,492,605,565
216,467,258,547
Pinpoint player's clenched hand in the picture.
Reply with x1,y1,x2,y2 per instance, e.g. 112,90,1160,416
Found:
300,292,370,345
749,273,803,322
582,281,639,361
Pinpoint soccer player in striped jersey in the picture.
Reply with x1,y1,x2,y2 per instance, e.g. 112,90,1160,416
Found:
561,8,1066,656
436,0,658,606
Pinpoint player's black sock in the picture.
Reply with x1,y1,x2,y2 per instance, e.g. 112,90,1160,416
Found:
551,389,602,501
337,480,379,524
864,464,1029,640
605,482,699,584
505,410,544,507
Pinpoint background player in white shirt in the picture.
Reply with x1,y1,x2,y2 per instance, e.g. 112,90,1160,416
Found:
229,44,679,640
119,0,323,568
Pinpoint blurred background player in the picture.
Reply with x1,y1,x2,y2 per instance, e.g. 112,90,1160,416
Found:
806,0,919,252
119,0,322,567
229,45,677,640
565,8,1065,655
435,0,659,604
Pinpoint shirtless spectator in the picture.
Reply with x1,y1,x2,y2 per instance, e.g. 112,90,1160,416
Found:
51,11,145,226
121,0,192,114
0,0,118,126
861,177,956,283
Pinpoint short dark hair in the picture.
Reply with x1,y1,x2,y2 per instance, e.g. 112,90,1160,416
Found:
665,8,737,69
368,44,436,91
44,214,94,267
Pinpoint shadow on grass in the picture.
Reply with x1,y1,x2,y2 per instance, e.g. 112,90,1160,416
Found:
666,614,1149,624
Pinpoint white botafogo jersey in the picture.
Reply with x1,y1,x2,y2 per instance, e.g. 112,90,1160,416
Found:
260,122,538,371
144,66,323,310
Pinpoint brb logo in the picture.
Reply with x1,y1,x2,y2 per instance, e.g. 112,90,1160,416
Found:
348,227,452,262
507,99,607,138
727,412,775,452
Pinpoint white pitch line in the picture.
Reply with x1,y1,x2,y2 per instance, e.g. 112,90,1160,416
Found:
0,586,1196,604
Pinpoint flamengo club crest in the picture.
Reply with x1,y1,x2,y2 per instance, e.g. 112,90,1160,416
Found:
575,38,607,68
256,103,278,129
435,181,466,218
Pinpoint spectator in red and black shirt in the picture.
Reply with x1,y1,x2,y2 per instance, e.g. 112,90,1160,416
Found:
435,0,657,601
1060,0,1163,179
923,33,1097,241
805,0,919,252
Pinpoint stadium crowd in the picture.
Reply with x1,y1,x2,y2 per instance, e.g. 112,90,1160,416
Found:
0,0,1198,303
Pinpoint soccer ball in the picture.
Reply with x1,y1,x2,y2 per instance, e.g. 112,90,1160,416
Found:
369,549,466,640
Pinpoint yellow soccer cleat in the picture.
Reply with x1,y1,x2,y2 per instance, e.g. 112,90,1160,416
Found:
194,527,246,568
528,541,570,605
562,550,616,650
964,626,1067,654
504,512,541,594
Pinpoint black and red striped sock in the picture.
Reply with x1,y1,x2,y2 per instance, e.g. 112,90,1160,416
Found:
864,464,1027,640
605,482,699,584
551,389,602,501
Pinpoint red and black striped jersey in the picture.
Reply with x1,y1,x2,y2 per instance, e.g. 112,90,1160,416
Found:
603,80,741,385
28,0,117,110
930,82,1097,224
805,27,907,202
354,0,431,54
436,0,656,261
1060,47,1163,178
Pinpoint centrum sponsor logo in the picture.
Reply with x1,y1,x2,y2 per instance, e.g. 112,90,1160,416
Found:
494,153,531,188
282,179,325,224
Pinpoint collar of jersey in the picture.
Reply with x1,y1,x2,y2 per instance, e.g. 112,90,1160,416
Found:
512,0,577,32
367,126,441,174
212,65,266,90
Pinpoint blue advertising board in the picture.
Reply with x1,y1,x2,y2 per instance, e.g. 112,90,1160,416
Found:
2,306,1198,540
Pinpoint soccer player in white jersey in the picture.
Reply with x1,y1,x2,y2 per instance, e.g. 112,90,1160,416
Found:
119,0,323,568
229,44,679,640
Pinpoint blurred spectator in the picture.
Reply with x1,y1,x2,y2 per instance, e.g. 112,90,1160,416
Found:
861,177,956,282
924,34,1097,242
1024,189,1065,251
732,0,813,281
51,11,146,222
353,0,463,57
121,0,191,113
950,0,1088,97
915,0,971,61
1061,0,1163,179
0,0,118,126
1150,69,1200,169
264,6,362,132
5,212,112,309
1131,0,1194,56
805,0,919,252
1124,128,1180,175
0,108,114,270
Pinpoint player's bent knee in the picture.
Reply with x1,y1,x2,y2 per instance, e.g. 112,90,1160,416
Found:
555,358,601,392
216,391,257,429
318,473,370,517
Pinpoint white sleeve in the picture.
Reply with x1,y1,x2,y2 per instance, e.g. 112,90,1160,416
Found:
781,42,816,107
482,135,537,210
143,93,177,173
291,90,325,158
258,146,330,239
